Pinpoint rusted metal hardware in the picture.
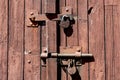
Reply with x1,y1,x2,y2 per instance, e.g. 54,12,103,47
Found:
67,59,77,75
41,52,93,58
41,46,94,75
41,49,93,75
59,14,74,28
27,6,74,27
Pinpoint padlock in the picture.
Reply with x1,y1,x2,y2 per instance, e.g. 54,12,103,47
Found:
59,15,71,28
68,59,77,75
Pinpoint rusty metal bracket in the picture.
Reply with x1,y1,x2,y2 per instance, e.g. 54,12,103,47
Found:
41,48,93,75
27,6,73,27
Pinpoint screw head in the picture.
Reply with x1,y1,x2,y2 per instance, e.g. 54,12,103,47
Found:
30,12,34,15
66,8,69,12
76,48,81,52
28,51,32,54
27,60,31,64
43,48,47,53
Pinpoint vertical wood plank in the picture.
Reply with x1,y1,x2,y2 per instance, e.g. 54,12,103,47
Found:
66,0,78,47
66,0,78,80
105,5,114,80
24,0,41,80
46,21,57,80
41,25,47,80
60,0,67,47
78,0,89,80
8,0,24,80
113,6,120,80
60,0,68,80
0,0,8,80
105,0,120,5
88,0,105,80
45,0,56,13
41,0,47,80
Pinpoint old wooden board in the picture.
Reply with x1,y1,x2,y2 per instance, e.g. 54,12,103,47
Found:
24,0,41,80
112,5,120,80
45,0,56,13
0,0,8,80
105,5,114,80
46,21,57,80
78,0,89,80
88,0,105,80
59,0,68,79
8,0,24,80
105,0,120,5
105,5,120,80
66,0,78,47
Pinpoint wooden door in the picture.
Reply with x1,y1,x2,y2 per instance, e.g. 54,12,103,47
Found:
1,0,120,80
35,0,95,80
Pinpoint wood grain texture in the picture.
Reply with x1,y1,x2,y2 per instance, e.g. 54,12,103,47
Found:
78,0,89,80
0,0,8,80
41,25,47,80
88,0,105,80
112,6,120,80
41,0,47,80
46,21,57,80
45,0,56,13
105,0,120,5
66,0,78,46
60,0,66,47
24,0,41,80
60,0,67,80
105,5,114,80
8,0,24,80
105,5,120,80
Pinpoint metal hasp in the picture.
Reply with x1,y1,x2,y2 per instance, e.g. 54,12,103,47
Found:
41,52,93,59
41,49,93,75
27,6,74,28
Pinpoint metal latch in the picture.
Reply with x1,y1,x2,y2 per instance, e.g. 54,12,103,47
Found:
41,49,93,75
41,52,92,59
27,6,75,28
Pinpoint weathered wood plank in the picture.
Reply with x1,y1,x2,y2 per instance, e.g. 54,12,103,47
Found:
0,0,8,80
113,6,120,80
78,0,89,80
60,0,67,80
24,0,41,80
60,0,67,47
66,0,78,80
66,0,78,47
8,0,24,80
105,5,114,80
105,0,120,5
45,0,56,13
88,0,105,80
41,25,47,80
40,0,47,80
46,21,57,80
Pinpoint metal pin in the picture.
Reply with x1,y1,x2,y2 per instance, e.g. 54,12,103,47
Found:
27,60,31,64
66,8,69,12
30,12,34,15
76,48,81,52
